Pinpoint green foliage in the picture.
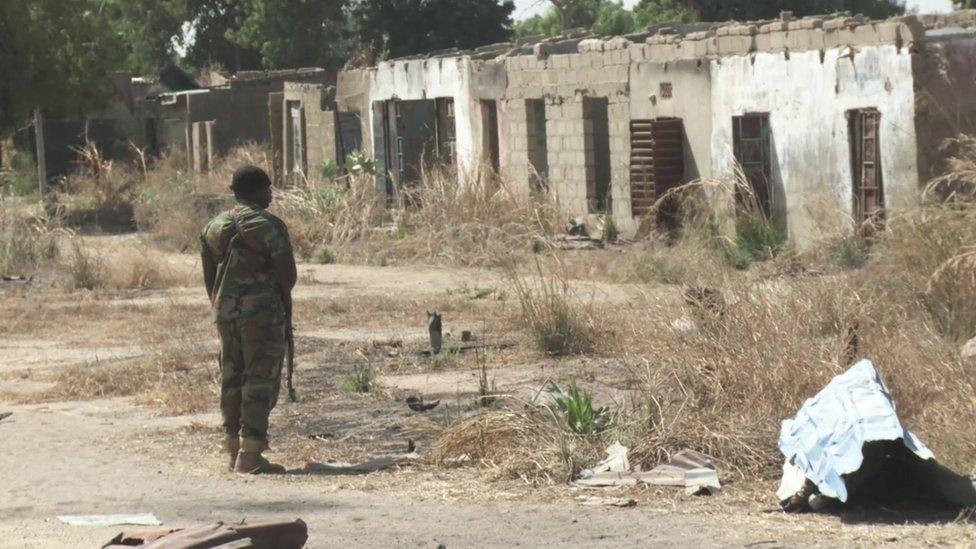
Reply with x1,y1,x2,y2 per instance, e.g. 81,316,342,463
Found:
514,9,563,38
591,2,637,36
320,159,341,179
733,215,786,265
344,150,378,176
545,379,615,435
312,245,335,265
430,348,459,369
339,365,374,393
693,0,903,22
601,215,620,243
828,234,871,269
352,0,515,60
1,150,40,198
0,0,124,133
230,0,348,71
634,0,696,27
102,0,186,75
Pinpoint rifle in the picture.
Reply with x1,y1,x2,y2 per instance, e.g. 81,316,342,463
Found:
284,293,298,402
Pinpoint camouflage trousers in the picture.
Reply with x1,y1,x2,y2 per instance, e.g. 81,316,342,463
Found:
217,318,286,453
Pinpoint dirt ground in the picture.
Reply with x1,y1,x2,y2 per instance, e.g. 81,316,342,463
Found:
0,236,973,548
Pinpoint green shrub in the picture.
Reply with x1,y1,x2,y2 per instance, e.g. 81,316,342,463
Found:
319,159,340,179
545,379,615,435
339,365,374,393
828,234,871,269
312,245,334,264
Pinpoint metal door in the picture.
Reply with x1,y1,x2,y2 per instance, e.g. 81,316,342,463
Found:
630,118,685,221
732,114,772,218
850,109,884,227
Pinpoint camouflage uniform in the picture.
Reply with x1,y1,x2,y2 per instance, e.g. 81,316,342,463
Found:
201,199,291,454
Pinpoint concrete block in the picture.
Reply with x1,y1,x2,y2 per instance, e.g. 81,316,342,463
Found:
553,54,570,69
761,22,788,32
893,15,925,50
648,43,680,61
787,29,825,51
755,32,771,52
629,44,647,62
717,34,753,56
853,24,880,45
799,17,825,30
823,17,853,32
606,37,631,50
578,38,604,53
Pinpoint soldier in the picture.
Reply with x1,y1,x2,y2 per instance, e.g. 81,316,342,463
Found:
200,165,297,474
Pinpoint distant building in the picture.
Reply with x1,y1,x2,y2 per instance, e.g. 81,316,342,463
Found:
319,10,976,247
141,68,329,173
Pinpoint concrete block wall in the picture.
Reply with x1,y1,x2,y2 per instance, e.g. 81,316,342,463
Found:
283,83,337,178
504,42,631,228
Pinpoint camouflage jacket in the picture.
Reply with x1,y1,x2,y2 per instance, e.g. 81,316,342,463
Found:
201,199,291,325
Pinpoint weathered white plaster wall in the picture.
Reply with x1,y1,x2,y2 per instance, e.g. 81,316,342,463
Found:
366,57,484,173
710,45,918,246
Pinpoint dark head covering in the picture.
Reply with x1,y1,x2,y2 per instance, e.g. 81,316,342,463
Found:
230,165,272,195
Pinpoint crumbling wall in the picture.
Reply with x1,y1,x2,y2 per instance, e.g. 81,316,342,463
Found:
710,45,918,244
504,37,631,231
282,82,337,178
368,57,479,174
336,69,373,160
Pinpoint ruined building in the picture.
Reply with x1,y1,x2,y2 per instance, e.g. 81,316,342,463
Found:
280,11,976,247
141,68,328,173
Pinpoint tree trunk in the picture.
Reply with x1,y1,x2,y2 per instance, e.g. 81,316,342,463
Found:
34,106,47,195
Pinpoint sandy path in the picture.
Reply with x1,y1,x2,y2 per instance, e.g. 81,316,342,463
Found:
0,401,764,549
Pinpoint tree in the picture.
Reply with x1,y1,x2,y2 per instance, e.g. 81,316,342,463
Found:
179,0,262,72
591,2,638,36
0,0,124,135
952,0,973,7
689,0,904,22
352,0,516,60
634,0,697,28
514,0,610,37
103,0,186,75
514,9,564,37
230,0,349,71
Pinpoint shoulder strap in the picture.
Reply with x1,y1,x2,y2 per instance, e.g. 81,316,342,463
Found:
231,207,264,254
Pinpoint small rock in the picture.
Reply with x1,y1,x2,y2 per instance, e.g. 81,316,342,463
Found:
961,337,976,362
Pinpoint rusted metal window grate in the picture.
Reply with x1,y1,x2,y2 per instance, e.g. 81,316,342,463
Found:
659,82,673,100
629,117,684,221
849,108,884,228
732,114,772,219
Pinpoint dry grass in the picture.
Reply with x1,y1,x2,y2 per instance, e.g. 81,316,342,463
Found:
432,409,604,484
509,261,602,357
0,201,65,275
278,164,562,266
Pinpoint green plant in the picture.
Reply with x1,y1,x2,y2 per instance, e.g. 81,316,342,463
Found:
312,244,334,264
0,149,39,198
545,379,615,435
730,215,786,267
344,150,377,175
66,239,104,291
601,215,619,244
828,234,871,269
319,159,341,179
339,365,374,393
430,348,459,369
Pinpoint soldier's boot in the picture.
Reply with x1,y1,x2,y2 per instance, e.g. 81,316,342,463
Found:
234,451,286,475
222,436,240,472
